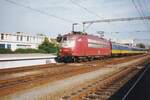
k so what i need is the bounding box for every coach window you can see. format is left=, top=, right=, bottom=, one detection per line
left=1, top=33, right=4, bottom=40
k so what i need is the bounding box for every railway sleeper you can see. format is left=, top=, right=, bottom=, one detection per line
left=62, top=68, right=137, bottom=100
left=84, top=94, right=110, bottom=100
left=94, top=91, right=113, bottom=96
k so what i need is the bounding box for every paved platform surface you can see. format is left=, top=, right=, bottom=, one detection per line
left=109, top=61, right=150, bottom=100
left=0, top=54, right=56, bottom=61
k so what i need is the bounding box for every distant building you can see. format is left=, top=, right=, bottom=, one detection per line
left=115, top=39, right=150, bottom=49
left=0, top=32, right=51, bottom=51
left=115, top=39, right=134, bottom=47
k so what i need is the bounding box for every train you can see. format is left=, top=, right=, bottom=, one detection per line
left=56, top=32, right=146, bottom=62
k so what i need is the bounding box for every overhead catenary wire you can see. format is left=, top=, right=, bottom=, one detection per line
left=70, top=0, right=107, bottom=31
left=83, top=16, right=150, bottom=24
left=131, top=0, right=150, bottom=31
left=108, top=30, right=150, bottom=34
left=142, top=0, right=149, bottom=13
left=4, top=0, right=74, bottom=23
left=70, top=0, right=104, bottom=19
left=132, top=0, right=143, bottom=17
left=70, top=0, right=126, bottom=32
left=136, top=0, right=146, bottom=17
left=136, top=0, right=150, bottom=27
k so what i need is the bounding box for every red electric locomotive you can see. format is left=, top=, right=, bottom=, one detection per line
left=57, top=32, right=112, bottom=62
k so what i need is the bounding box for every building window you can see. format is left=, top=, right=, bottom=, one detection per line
left=7, top=44, right=11, bottom=49
left=20, top=36, right=23, bottom=41
left=37, top=37, right=38, bottom=42
left=0, top=44, right=5, bottom=48
left=1, top=34, right=4, bottom=40
left=27, top=36, right=29, bottom=41
left=17, top=35, right=19, bottom=41
left=30, top=36, right=32, bottom=42
left=33, top=36, right=35, bottom=42
left=6, top=34, right=9, bottom=39
left=17, top=44, right=31, bottom=48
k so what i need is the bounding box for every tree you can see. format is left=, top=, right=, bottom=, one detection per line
left=136, top=43, right=145, bottom=48
left=37, top=33, right=45, bottom=36
left=38, top=37, right=58, bottom=53
left=147, top=46, right=150, bottom=52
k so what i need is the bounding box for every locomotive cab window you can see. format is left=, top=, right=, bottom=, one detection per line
left=63, top=37, right=67, bottom=41
left=61, top=37, right=75, bottom=48
left=56, top=36, right=62, bottom=42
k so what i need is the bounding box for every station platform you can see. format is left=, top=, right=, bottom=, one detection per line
left=0, top=54, right=56, bottom=69
left=0, top=54, right=56, bottom=61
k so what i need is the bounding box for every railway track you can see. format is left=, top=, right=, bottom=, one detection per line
left=0, top=54, right=145, bottom=74
left=0, top=73, right=48, bottom=89
left=61, top=66, right=141, bottom=100
left=0, top=55, right=148, bottom=98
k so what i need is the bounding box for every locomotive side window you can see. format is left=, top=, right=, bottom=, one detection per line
left=88, top=43, right=105, bottom=48
left=88, top=39, right=107, bottom=48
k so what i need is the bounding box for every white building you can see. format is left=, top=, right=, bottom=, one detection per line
left=115, top=39, right=150, bottom=49
left=115, top=39, right=134, bottom=46
left=0, top=32, right=51, bottom=51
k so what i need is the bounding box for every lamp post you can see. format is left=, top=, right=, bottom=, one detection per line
left=72, top=23, right=78, bottom=32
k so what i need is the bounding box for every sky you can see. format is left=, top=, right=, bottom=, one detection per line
left=0, top=0, right=150, bottom=41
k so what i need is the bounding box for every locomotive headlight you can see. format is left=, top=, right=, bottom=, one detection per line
left=59, top=49, right=62, bottom=52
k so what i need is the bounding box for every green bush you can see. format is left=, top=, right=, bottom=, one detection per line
left=38, top=49, right=47, bottom=53
left=38, top=45, right=59, bottom=53
left=38, top=37, right=59, bottom=53
left=0, top=48, right=57, bottom=54
left=0, top=48, right=13, bottom=54
left=15, top=48, right=42, bottom=53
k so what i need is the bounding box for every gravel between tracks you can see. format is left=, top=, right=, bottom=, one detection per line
left=1, top=55, right=149, bottom=100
